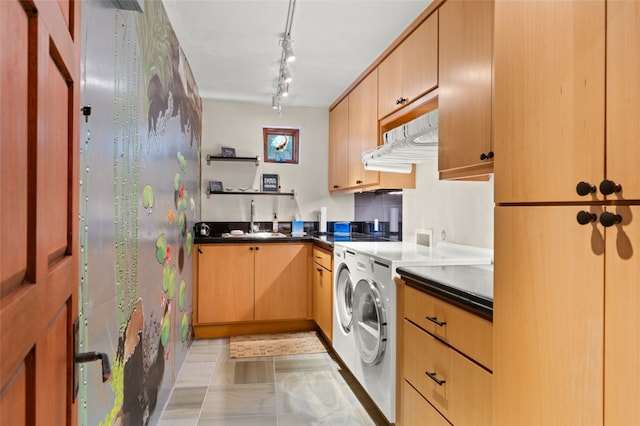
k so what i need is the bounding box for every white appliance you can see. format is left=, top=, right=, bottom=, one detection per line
left=332, top=245, right=358, bottom=373
left=332, top=241, right=493, bottom=423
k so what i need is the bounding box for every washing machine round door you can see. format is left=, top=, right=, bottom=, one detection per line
left=353, top=279, right=387, bottom=366
left=335, top=265, right=353, bottom=333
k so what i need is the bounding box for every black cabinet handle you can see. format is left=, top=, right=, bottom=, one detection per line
left=599, top=179, right=622, bottom=195
left=356, top=180, right=363, bottom=184
left=255, top=246, right=260, bottom=251
left=480, top=151, right=494, bottom=161
left=396, top=97, right=408, bottom=105
left=317, top=267, right=323, bottom=273
left=576, top=211, right=597, bottom=225
left=425, top=371, right=446, bottom=386
left=333, top=185, right=340, bottom=189
left=600, top=211, right=622, bottom=227
left=426, top=316, right=446, bottom=327
left=576, top=181, right=597, bottom=196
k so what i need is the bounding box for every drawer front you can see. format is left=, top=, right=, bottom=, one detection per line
left=402, top=380, right=451, bottom=426
left=404, top=320, right=493, bottom=426
left=312, top=246, right=332, bottom=270
left=405, top=285, right=493, bottom=370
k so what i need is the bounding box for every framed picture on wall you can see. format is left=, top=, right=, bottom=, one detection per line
left=261, top=174, right=279, bottom=192
left=221, top=147, right=236, bottom=157
left=263, top=127, right=299, bottom=164
left=209, top=180, right=224, bottom=193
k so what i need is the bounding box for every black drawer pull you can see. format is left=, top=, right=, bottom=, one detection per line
left=426, top=316, right=446, bottom=327
left=426, top=371, right=446, bottom=386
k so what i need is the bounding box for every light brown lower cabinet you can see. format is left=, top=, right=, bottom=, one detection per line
left=195, top=243, right=311, bottom=326
left=312, top=246, right=333, bottom=342
left=397, top=278, right=493, bottom=426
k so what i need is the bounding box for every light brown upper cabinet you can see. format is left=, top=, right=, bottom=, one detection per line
left=495, top=0, right=640, bottom=204
left=348, top=70, right=380, bottom=189
left=438, top=0, right=494, bottom=180
left=328, top=97, right=349, bottom=192
left=328, top=70, right=416, bottom=194
left=378, top=11, right=438, bottom=119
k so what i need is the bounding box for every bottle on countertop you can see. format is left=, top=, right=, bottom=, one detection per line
left=272, top=213, right=278, bottom=233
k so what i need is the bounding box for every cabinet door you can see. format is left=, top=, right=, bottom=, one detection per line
left=255, top=243, right=310, bottom=321
left=605, top=205, right=640, bottom=425
left=494, top=206, right=604, bottom=425
left=197, top=245, right=254, bottom=323
left=377, top=46, right=403, bottom=119
left=312, top=263, right=332, bottom=341
left=438, top=0, right=494, bottom=180
left=402, top=11, right=438, bottom=109
left=494, top=0, right=605, bottom=202
left=329, top=97, right=349, bottom=192
left=348, top=71, right=380, bottom=188
left=607, top=1, right=640, bottom=201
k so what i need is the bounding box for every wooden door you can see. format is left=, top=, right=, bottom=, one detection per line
left=348, top=71, right=379, bottom=188
left=438, top=0, right=494, bottom=180
left=606, top=1, right=640, bottom=201
left=604, top=205, right=640, bottom=425
left=377, top=46, right=403, bottom=119
left=402, top=11, right=438, bottom=108
left=1, top=1, right=81, bottom=425
left=493, top=0, right=605, bottom=203
left=255, top=243, right=309, bottom=321
left=196, top=245, right=254, bottom=323
left=328, top=97, right=349, bottom=192
left=312, top=262, right=332, bottom=340
left=494, top=206, right=604, bottom=425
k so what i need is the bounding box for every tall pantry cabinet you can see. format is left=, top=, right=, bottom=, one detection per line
left=493, top=1, right=640, bottom=425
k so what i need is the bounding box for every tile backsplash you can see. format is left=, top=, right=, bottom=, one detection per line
left=355, top=190, right=402, bottom=236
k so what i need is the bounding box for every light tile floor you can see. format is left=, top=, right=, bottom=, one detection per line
left=157, top=338, right=387, bottom=426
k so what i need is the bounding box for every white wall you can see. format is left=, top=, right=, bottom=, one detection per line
left=403, top=159, right=494, bottom=249
left=201, top=100, right=354, bottom=223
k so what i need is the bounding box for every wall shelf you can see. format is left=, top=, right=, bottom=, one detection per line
left=206, top=190, right=295, bottom=199
left=206, top=155, right=260, bottom=166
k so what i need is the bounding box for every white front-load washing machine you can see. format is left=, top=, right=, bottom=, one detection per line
left=334, top=241, right=494, bottom=424
left=332, top=245, right=358, bottom=373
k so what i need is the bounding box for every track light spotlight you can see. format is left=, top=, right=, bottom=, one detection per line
left=272, top=95, right=280, bottom=109
left=283, top=38, right=296, bottom=62
left=281, top=64, right=292, bottom=83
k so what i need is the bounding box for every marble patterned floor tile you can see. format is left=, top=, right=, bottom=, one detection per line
left=160, top=386, right=207, bottom=420
left=210, top=360, right=274, bottom=386
left=276, top=410, right=377, bottom=426
left=199, top=383, right=276, bottom=418
left=156, top=418, right=199, bottom=426
left=187, top=342, right=225, bottom=363
left=196, top=415, right=278, bottom=426
left=174, top=361, right=215, bottom=388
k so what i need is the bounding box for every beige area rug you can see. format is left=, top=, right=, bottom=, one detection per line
left=229, top=331, right=327, bottom=359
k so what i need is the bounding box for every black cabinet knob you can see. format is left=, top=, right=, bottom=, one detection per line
left=576, top=181, right=597, bottom=196
left=395, top=97, right=408, bottom=105
left=480, top=151, right=494, bottom=161
left=600, top=211, right=622, bottom=227
left=576, top=211, right=597, bottom=225
left=599, top=179, right=622, bottom=195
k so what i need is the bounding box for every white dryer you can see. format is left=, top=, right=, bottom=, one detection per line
left=332, top=245, right=358, bottom=373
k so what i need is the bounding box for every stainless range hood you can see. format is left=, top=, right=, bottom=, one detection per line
left=361, top=109, right=438, bottom=173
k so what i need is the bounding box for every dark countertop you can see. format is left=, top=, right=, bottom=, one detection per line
left=397, top=264, right=494, bottom=320
left=194, top=232, right=399, bottom=251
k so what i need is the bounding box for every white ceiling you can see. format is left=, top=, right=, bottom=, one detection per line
left=162, top=0, right=433, bottom=109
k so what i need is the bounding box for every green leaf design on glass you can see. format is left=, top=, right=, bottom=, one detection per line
left=155, top=234, right=167, bottom=264
left=173, top=172, right=180, bottom=191
left=167, top=267, right=176, bottom=300
left=177, top=152, right=187, bottom=173
left=142, top=184, right=154, bottom=212
left=178, top=279, right=186, bottom=311
left=178, top=211, right=186, bottom=236
left=161, top=311, right=170, bottom=346
left=162, top=263, right=171, bottom=292
left=186, top=232, right=193, bottom=256
left=181, top=312, right=189, bottom=342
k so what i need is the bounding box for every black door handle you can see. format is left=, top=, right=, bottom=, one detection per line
left=600, top=211, right=622, bottom=227
left=76, top=351, right=111, bottom=383
left=576, top=211, right=597, bottom=225
left=599, top=179, right=622, bottom=195
left=576, top=181, right=596, bottom=196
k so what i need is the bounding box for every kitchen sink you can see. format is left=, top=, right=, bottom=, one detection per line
left=221, top=232, right=288, bottom=239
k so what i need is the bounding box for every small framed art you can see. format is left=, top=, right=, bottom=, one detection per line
left=221, top=147, right=236, bottom=157
left=209, top=181, right=224, bottom=193
left=261, top=174, right=279, bottom=192
left=263, top=127, right=299, bottom=164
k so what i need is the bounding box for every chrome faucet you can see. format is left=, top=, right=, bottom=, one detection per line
left=250, top=199, right=255, bottom=233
